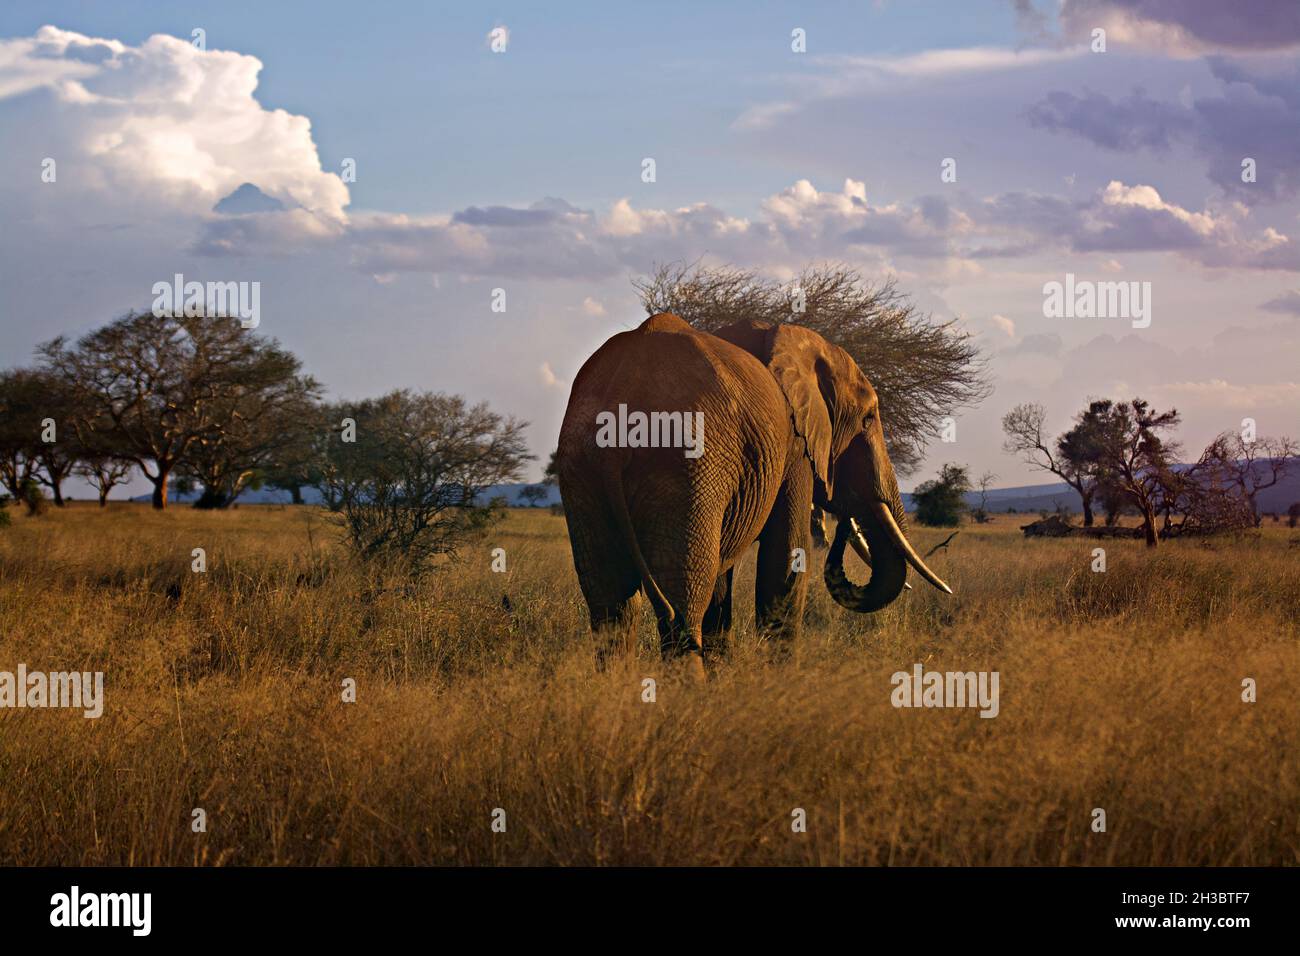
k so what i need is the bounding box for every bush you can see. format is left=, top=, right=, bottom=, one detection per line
left=19, top=478, right=47, bottom=516
left=318, top=390, right=530, bottom=570
left=912, top=463, right=971, bottom=527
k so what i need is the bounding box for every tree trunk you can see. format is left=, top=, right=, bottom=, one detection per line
left=151, top=466, right=170, bottom=510
left=194, top=485, right=230, bottom=510
left=290, top=486, right=303, bottom=505
left=1141, top=504, right=1159, bottom=548
left=50, top=482, right=65, bottom=507
left=98, top=488, right=108, bottom=507
left=1080, top=494, right=1094, bottom=527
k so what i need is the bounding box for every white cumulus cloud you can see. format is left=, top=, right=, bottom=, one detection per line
left=0, top=25, right=349, bottom=224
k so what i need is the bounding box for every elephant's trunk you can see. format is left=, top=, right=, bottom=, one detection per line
left=845, top=517, right=912, bottom=591
left=824, top=494, right=951, bottom=613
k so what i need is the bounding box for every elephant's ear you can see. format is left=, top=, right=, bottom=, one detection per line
left=766, top=324, right=835, bottom=496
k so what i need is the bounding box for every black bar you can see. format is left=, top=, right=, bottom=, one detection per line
left=0, top=866, right=1288, bottom=942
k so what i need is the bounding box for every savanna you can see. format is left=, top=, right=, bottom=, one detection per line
left=1, top=502, right=1295, bottom=866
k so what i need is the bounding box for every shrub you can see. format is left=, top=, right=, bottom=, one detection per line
left=318, top=390, right=530, bottom=570
left=20, top=478, right=47, bottom=516
left=912, top=463, right=971, bottom=527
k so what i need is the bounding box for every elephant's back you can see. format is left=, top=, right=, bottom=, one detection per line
left=557, top=315, right=795, bottom=582
left=559, top=314, right=783, bottom=457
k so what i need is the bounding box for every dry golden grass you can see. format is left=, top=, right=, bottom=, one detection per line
left=0, top=502, right=1297, bottom=865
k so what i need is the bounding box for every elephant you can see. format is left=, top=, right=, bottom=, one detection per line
left=556, top=312, right=951, bottom=677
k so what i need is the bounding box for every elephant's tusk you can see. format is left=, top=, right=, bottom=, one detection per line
left=866, top=502, right=953, bottom=595
left=848, top=518, right=911, bottom=590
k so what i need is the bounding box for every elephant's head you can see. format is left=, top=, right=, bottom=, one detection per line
left=763, top=323, right=952, bottom=611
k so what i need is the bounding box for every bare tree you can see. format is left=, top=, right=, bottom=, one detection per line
left=972, top=470, right=998, bottom=523
left=1198, top=432, right=1298, bottom=526
left=1156, top=445, right=1255, bottom=537
left=634, top=262, right=990, bottom=476
left=1002, top=402, right=1101, bottom=526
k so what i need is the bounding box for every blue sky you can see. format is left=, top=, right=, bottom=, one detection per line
left=0, top=1, right=1024, bottom=216
left=2, top=1, right=1298, bottom=495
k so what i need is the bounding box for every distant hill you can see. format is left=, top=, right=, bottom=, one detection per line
left=131, top=468, right=1300, bottom=515
left=902, top=466, right=1300, bottom=516
left=131, top=482, right=563, bottom=508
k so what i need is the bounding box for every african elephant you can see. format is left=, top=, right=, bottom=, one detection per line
left=556, top=312, right=951, bottom=677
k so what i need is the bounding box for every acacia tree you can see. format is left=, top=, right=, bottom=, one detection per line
left=74, top=454, right=134, bottom=507
left=1002, top=403, right=1101, bottom=526
left=176, top=366, right=321, bottom=509
left=635, top=262, right=990, bottom=476
left=0, top=369, right=40, bottom=502
left=1073, top=399, right=1181, bottom=548
left=31, top=371, right=79, bottom=506
left=0, top=368, right=80, bottom=506
left=40, top=311, right=314, bottom=510
left=263, top=401, right=330, bottom=504
left=519, top=484, right=549, bottom=507
left=63, top=399, right=136, bottom=507
left=1096, top=476, right=1128, bottom=526
left=318, top=390, right=531, bottom=569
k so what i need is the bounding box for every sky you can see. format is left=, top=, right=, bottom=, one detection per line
left=1, top=0, right=1298, bottom=495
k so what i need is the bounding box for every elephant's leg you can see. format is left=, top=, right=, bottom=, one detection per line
left=564, top=492, right=644, bottom=666
left=701, top=567, right=734, bottom=660
left=755, top=465, right=814, bottom=647
left=591, top=594, right=641, bottom=668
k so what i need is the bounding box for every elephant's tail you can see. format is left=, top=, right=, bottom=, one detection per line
left=608, top=467, right=675, bottom=623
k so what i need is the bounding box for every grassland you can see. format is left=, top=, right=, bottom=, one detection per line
left=0, top=502, right=1296, bottom=865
